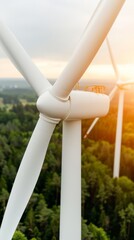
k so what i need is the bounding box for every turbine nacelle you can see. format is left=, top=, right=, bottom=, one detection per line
left=37, top=89, right=110, bottom=122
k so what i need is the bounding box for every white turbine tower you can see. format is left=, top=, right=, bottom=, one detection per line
left=84, top=36, right=134, bottom=178
left=0, top=0, right=125, bottom=239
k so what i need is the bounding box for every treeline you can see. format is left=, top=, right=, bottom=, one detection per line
left=82, top=140, right=134, bottom=240
left=0, top=91, right=134, bottom=239
left=0, top=88, right=37, bottom=104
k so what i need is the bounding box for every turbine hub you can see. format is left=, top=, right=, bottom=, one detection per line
left=36, top=90, right=70, bottom=123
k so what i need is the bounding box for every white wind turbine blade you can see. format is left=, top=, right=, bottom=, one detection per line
left=0, top=21, right=51, bottom=96
left=106, top=38, right=120, bottom=79
left=84, top=117, right=99, bottom=138
left=117, top=79, right=134, bottom=87
left=0, top=117, right=56, bottom=240
left=109, top=85, right=118, bottom=100
left=51, top=0, right=125, bottom=100
left=113, top=89, right=124, bottom=178
left=60, top=120, right=81, bottom=240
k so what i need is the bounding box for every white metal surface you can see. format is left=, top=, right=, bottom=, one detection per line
left=84, top=117, right=99, bottom=138
left=83, top=85, right=118, bottom=138
left=117, top=79, right=134, bottom=88
left=0, top=21, right=51, bottom=96
left=0, top=117, right=55, bottom=240
left=37, top=90, right=110, bottom=122
left=51, top=0, right=125, bottom=100
left=60, top=120, right=81, bottom=240
left=113, top=90, right=124, bottom=178
left=109, top=86, right=118, bottom=100
left=68, top=91, right=109, bottom=120
left=106, top=38, right=119, bottom=79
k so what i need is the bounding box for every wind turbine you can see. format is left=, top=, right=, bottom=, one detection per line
left=84, top=36, right=134, bottom=178
left=0, top=0, right=125, bottom=239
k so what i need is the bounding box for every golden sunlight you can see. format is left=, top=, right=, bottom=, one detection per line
left=1, top=57, right=134, bottom=82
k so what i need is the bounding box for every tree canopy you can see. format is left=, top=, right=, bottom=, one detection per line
left=0, top=89, right=134, bottom=239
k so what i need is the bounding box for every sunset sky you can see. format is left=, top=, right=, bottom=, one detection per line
left=0, top=0, right=134, bottom=82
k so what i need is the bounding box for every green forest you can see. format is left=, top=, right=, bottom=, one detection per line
left=0, top=87, right=134, bottom=239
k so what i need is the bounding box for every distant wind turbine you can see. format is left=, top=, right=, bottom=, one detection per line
left=84, top=36, right=134, bottom=178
